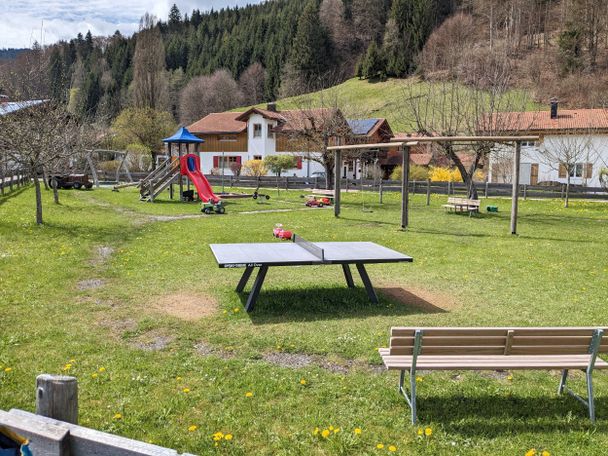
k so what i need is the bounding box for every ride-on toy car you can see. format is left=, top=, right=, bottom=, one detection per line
left=273, top=224, right=293, bottom=240
left=201, top=201, right=225, bottom=214
left=48, top=174, right=93, bottom=190
left=305, top=198, right=325, bottom=208
left=253, top=191, right=271, bottom=200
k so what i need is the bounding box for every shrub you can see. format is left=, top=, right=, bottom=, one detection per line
left=390, top=165, right=429, bottom=181
left=429, top=167, right=462, bottom=182
left=243, top=159, right=267, bottom=177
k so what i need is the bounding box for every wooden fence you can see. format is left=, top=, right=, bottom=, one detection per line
left=0, top=171, right=29, bottom=195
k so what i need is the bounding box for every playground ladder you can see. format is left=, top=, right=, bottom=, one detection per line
left=139, top=159, right=180, bottom=202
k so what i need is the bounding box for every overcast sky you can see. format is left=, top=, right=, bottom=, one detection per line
left=1, top=1, right=265, bottom=49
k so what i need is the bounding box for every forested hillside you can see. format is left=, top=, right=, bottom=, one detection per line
left=3, top=0, right=608, bottom=129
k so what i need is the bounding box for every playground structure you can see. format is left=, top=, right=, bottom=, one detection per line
left=328, top=135, right=539, bottom=235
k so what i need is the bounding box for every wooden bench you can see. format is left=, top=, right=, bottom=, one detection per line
left=442, top=197, right=480, bottom=215
left=379, top=327, right=608, bottom=423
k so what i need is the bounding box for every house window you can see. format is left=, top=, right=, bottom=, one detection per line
left=253, top=155, right=262, bottom=161
left=213, top=156, right=241, bottom=168
left=253, top=124, right=262, bottom=138
left=570, top=163, right=584, bottom=178
left=219, top=135, right=237, bottom=142
left=520, top=141, right=537, bottom=147
left=267, top=123, right=274, bottom=139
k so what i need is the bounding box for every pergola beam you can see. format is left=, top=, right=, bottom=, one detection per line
left=412, top=135, right=539, bottom=143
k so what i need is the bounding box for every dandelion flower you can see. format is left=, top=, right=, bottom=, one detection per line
left=507, top=375, right=513, bottom=381
left=354, top=428, right=362, bottom=435
left=300, top=379, right=307, bottom=385
left=388, top=445, right=397, bottom=452
left=188, top=425, right=198, bottom=432
left=182, top=388, right=190, bottom=393
left=525, top=449, right=537, bottom=456
left=62, top=364, right=72, bottom=371
left=541, top=451, right=550, bottom=456
left=91, top=373, right=98, bottom=379
left=424, top=427, right=432, bottom=437
left=69, top=359, right=76, bottom=363
left=321, top=429, right=330, bottom=438
left=312, top=427, right=319, bottom=436
left=113, top=413, right=122, bottom=420
left=176, top=376, right=182, bottom=381
left=376, top=443, right=384, bottom=449
left=329, top=426, right=334, bottom=431
left=224, top=434, right=233, bottom=441
left=333, top=427, right=340, bottom=434
left=417, top=428, right=423, bottom=436
left=4, top=367, right=12, bottom=373
left=98, top=367, right=106, bottom=373
left=245, top=392, right=253, bottom=398
left=415, top=376, right=423, bottom=382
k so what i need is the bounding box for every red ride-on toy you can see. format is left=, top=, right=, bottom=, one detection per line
left=273, top=224, right=293, bottom=240
left=305, top=197, right=324, bottom=208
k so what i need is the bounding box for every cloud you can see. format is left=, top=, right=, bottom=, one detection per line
left=0, top=0, right=264, bottom=48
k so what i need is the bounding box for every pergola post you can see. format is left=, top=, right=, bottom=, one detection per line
left=401, top=144, right=410, bottom=230
left=510, top=141, right=521, bottom=235
left=168, top=143, right=174, bottom=200
left=334, top=149, right=341, bottom=217
left=178, top=143, right=184, bottom=201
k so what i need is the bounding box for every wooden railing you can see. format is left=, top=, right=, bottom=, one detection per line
left=0, top=171, right=29, bottom=195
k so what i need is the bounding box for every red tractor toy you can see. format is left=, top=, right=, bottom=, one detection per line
left=305, top=197, right=326, bottom=208
left=273, top=224, right=293, bottom=240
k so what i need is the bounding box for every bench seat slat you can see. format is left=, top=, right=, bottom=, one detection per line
left=379, top=353, right=608, bottom=371
left=391, top=327, right=608, bottom=337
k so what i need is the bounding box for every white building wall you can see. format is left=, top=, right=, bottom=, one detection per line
left=489, top=134, right=608, bottom=187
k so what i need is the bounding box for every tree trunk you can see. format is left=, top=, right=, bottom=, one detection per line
left=41, top=167, right=50, bottom=191
left=565, top=175, right=570, bottom=208
left=445, top=145, right=479, bottom=199
left=52, top=178, right=60, bottom=204
left=34, top=174, right=43, bottom=225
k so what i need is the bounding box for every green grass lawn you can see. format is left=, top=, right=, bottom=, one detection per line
left=1, top=185, right=607, bottom=455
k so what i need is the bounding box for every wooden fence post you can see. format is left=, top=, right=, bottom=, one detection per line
left=426, top=179, right=431, bottom=206
left=379, top=180, right=383, bottom=204
left=36, top=374, right=78, bottom=424
left=485, top=181, right=489, bottom=198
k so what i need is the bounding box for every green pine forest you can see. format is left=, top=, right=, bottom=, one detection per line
left=41, top=0, right=455, bottom=122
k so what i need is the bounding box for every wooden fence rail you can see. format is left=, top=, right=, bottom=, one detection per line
left=0, top=171, right=29, bottom=196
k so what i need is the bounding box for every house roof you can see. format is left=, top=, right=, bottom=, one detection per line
left=347, top=118, right=381, bottom=135
left=275, top=108, right=345, bottom=133
left=188, top=112, right=247, bottom=134
left=491, top=109, right=608, bottom=133
left=235, top=107, right=284, bottom=122
left=0, top=99, right=46, bottom=116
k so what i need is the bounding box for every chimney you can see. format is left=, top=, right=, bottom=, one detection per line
left=267, top=102, right=277, bottom=112
left=550, top=98, right=558, bottom=119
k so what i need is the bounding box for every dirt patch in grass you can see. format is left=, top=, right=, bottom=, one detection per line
left=194, top=341, right=235, bottom=359
left=152, top=292, right=218, bottom=320
left=77, top=278, right=106, bottom=290
left=262, top=351, right=368, bottom=374
left=129, top=331, right=175, bottom=351
left=97, top=318, right=138, bottom=339
left=378, top=285, right=456, bottom=313
left=263, top=352, right=315, bottom=369
left=90, top=245, right=114, bottom=265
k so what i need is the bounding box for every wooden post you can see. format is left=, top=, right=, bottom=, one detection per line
left=485, top=181, right=489, bottom=198
left=334, top=150, right=341, bottom=217
left=36, top=374, right=78, bottom=424
left=401, top=145, right=410, bottom=229
left=426, top=178, right=431, bottom=206
left=86, top=152, right=99, bottom=189
left=510, top=141, right=521, bottom=235
left=379, top=179, right=383, bottom=204
left=523, top=184, right=527, bottom=200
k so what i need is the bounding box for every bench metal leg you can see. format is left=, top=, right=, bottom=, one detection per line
left=587, top=370, right=596, bottom=423
left=355, top=263, right=378, bottom=304
left=342, top=264, right=355, bottom=288
left=245, top=266, right=268, bottom=312
left=558, top=369, right=568, bottom=395
left=398, top=370, right=418, bottom=424
left=236, top=266, right=254, bottom=292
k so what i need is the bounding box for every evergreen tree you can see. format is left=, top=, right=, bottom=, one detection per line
left=284, top=0, right=332, bottom=93
left=361, top=41, right=385, bottom=79
left=48, top=47, right=66, bottom=101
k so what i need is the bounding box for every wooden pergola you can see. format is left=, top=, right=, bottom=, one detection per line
left=327, top=135, right=540, bottom=234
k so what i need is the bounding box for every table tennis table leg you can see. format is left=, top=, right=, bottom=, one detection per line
left=342, top=264, right=355, bottom=288
left=236, top=266, right=254, bottom=292
left=245, top=266, right=268, bottom=312
left=355, top=263, right=379, bottom=304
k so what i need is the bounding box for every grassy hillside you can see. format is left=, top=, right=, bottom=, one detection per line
left=240, top=77, right=539, bottom=133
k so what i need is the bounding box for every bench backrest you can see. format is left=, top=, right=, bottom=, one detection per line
left=389, top=327, right=608, bottom=356
left=447, top=197, right=480, bottom=206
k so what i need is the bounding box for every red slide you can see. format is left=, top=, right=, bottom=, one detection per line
left=180, top=154, right=220, bottom=204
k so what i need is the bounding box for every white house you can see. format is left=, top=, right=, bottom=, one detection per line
left=489, top=101, right=608, bottom=187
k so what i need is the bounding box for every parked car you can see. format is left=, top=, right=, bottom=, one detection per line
left=48, top=174, right=93, bottom=190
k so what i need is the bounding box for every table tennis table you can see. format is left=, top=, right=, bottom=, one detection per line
left=210, top=235, right=413, bottom=312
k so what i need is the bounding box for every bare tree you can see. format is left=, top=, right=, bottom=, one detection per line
left=319, top=0, right=354, bottom=76
left=131, top=13, right=169, bottom=110
left=0, top=102, right=86, bottom=224
left=540, top=130, right=598, bottom=207
left=239, top=63, right=267, bottom=106
left=179, top=69, right=244, bottom=125
left=352, top=0, right=385, bottom=51
left=400, top=54, right=532, bottom=199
